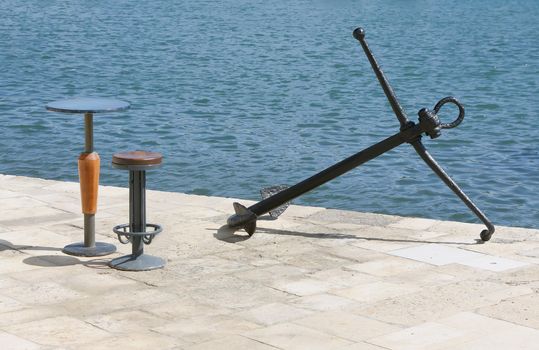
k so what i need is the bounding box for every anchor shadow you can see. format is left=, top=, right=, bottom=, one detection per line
left=214, top=225, right=482, bottom=246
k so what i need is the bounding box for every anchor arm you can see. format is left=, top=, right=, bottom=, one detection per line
left=413, top=96, right=494, bottom=241
left=410, top=139, right=495, bottom=241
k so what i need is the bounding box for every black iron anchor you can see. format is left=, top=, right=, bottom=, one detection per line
left=227, top=27, right=495, bottom=242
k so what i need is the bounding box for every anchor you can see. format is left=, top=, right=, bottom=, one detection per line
left=227, top=27, right=495, bottom=242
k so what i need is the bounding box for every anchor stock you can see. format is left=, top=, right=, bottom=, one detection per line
left=227, top=27, right=495, bottom=242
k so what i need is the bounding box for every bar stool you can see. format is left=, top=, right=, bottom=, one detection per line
left=110, top=151, right=165, bottom=271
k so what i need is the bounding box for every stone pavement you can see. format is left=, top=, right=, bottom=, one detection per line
left=0, top=173, right=538, bottom=349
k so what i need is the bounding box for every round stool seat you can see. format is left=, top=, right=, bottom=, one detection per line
left=112, top=151, right=162, bottom=170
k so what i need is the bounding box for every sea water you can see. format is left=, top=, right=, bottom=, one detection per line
left=1, top=0, right=538, bottom=228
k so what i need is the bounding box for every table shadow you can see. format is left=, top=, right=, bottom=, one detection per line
left=0, top=239, right=62, bottom=253
left=0, top=239, right=111, bottom=269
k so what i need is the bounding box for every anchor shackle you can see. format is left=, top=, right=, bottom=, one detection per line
left=418, top=108, right=442, bottom=139
left=418, top=97, right=465, bottom=139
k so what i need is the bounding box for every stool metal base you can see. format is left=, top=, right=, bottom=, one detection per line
left=63, top=242, right=117, bottom=257
left=109, top=254, right=165, bottom=271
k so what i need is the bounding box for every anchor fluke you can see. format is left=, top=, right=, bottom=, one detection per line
left=260, top=185, right=291, bottom=218
left=228, top=202, right=257, bottom=236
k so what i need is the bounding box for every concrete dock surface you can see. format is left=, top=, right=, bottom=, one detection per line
left=0, top=174, right=538, bottom=349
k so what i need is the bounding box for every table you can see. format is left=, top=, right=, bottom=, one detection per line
left=46, top=97, right=130, bottom=256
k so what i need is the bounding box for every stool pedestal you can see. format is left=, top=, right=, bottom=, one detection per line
left=110, top=151, right=165, bottom=271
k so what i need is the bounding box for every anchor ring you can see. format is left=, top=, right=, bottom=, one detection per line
left=434, top=96, right=465, bottom=129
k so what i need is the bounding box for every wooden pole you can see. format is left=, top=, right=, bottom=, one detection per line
left=78, top=152, right=100, bottom=215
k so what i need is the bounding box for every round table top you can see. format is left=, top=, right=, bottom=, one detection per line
left=46, top=97, right=130, bottom=114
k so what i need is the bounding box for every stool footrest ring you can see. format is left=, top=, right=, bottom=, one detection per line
left=113, top=223, right=163, bottom=244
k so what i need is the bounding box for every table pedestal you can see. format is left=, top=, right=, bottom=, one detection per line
left=46, top=98, right=130, bottom=257
left=64, top=112, right=116, bottom=256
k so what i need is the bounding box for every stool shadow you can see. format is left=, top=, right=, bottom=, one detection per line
left=214, top=225, right=482, bottom=246
left=22, top=255, right=110, bottom=269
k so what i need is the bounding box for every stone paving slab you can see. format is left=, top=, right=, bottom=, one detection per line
left=0, top=174, right=538, bottom=349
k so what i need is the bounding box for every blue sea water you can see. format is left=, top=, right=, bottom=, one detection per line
left=1, top=0, right=538, bottom=229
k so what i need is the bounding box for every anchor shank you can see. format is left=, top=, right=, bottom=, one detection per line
left=249, top=130, right=407, bottom=216
left=411, top=140, right=495, bottom=238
